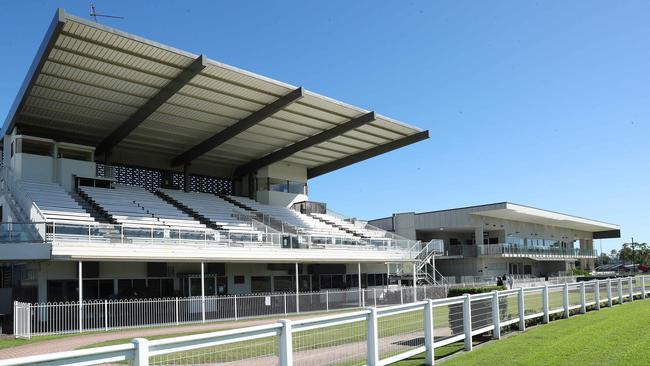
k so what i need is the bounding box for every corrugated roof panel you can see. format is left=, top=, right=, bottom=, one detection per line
left=180, top=84, right=265, bottom=113
left=314, top=138, right=373, bottom=152
left=165, top=93, right=251, bottom=121
left=203, top=63, right=291, bottom=97
left=191, top=72, right=280, bottom=105
left=21, top=104, right=116, bottom=128
left=36, top=73, right=146, bottom=107
left=42, top=59, right=159, bottom=98
left=30, top=85, right=138, bottom=117
left=283, top=102, right=352, bottom=125
left=25, top=96, right=125, bottom=123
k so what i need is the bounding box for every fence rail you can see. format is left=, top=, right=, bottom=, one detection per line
left=4, top=276, right=648, bottom=366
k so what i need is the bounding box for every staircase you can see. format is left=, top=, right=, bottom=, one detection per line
left=155, top=191, right=222, bottom=231
left=71, top=189, right=113, bottom=224
left=415, top=239, right=448, bottom=286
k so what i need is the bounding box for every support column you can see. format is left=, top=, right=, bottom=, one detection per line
left=358, top=262, right=362, bottom=307
left=200, top=262, right=205, bottom=323
left=78, top=261, right=83, bottom=333
left=474, top=227, right=484, bottom=246
left=412, top=262, right=417, bottom=301
left=295, top=263, right=300, bottom=313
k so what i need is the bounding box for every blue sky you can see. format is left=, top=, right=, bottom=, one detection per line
left=1, top=1, right=648, bottom=253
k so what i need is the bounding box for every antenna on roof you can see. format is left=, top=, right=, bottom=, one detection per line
left=90, top=3, right=125, bottom=23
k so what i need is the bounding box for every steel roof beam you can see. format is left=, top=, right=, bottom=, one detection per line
left=171, top=87, right=304, bottom=167
left=95, top=54, right=208, bottom=156
left=307, top=130, right=430, bottom=179
left=234, top=111, right=375, bottom=177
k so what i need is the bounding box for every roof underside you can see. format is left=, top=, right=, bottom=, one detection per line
left=4, top=9, right=427, bottom=178
left=470, top=203, right=620, bottom=234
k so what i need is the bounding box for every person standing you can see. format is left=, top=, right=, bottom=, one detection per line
left=507, top=275, right=514, bottom=289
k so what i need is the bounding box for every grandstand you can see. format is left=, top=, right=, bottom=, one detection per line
left=0, top=8, right=432, bottom=332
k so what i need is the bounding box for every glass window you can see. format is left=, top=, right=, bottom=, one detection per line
left=273, top=276, right=294, bottom=292
left=251, top=276, right=272, bottom=293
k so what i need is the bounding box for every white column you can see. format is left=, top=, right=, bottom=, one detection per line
left=518, top=287, right=525, bottom=331
left=358, top=262, right=362, bottom=307
left=278, top=319, right=293, bottom=366
left=492, top=291, right=501, bottom=339
left=594, top=280, right=600, bottom=310
left=367, top=307, right=379, bottom=366
left=200, top=262, right=205, bottom=323
left=423, top=299, right=435, bottom=365
left=563, top=282, right=569, bottom=318
left=78, top=261, right=83, bottom=333
left=542, top=284, right=549, bottom=323
left=607, top=279, right=613, bottom=307
left=642, top=276, right=646, bottom=299
left=295, top=263, right=300, bottom=313
left=628, top=277, right=634, bottom=301
left=132, top=338, right=149, bottom=366
left=579, top=282, right=586, bottom=314
left=412, top=262, right=417, bottom=301
left=463, top=294, right=472, bottom=351
left=618, top=278, right=623, bottom=304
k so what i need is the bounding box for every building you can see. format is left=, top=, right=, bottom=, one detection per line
left=0, top=8, right=431, bottom=329
left=369, top=203, right=620, bottom=283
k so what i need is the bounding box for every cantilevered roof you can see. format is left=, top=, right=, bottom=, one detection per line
left=467, top=202, right=620, bottom=234
left=2, top=9, right=428, bottom=178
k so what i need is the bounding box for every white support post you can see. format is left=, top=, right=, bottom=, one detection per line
left=278, top=320, right=293, bottom=366
left=132, top=338, right=149, bottom=366
left=412, top=262, right=417, bottom=301
left=78, top=261, right=83, bottom=333
left=295, top=263, right=300, bottom=313
left=518, top=287, right=525, bottom=331
left=542, top=284, right=549, bottom=324
left=234, top=295, right=238, bottom=320
left=326, top=291, right=329, bottom=312
left=491, top=290, right=501, bottom=339
left=104, top=299, right=108, bottom=331
left=367, top=307, right=379, bottom=366
left=594, top=280, right=601, bottom=310
left=579, top=282, right=586, bottom=314
left=175, top=297, right=179, bottom=325
left=563, top=282, right=570, bottom=319
left=424, top=299, right=435, bottom=366
left=607, top=279, right=613, bottom=307
left=283, top=292, right=287, bottom=315
left=618, top=278, right=623, bottom=304
left=373, top=288, right=377, bottom=307
left=629, top=276, right=634, bottom=301
left=200, top=262, right=206, bottom=323
left=400, top=286, right=404, bottom=304
left=642, top=276, right=646, bottom=299
left=358, top=262, right=362, bottom=307
left=463, top=294, right=472, bottom=351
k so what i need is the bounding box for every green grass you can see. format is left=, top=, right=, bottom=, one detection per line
left=397, top=299, right=650, bottom=366
left=0, top=334, right=71, bottom=350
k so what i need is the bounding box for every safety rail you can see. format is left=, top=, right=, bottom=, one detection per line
left=6, top=276, right=648, bottom=366
left=440, top=243, right=598, bottom=258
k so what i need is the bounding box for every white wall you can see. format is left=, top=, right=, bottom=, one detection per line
left=256, top=162, right=309, bottom=207
left=56, top=158, right=96, bottom=192
left=18, top=154, right=54, bottom=183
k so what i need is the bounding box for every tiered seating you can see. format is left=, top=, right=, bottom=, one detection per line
left=80, top=185, right=206, bottom=230
left=158, top=189, right=260, bottom=234
left=311, top=213, right=386, bottom=239
left=21, top=181, right=95, bottom=224
left=228, top=196, right=353, bottom=238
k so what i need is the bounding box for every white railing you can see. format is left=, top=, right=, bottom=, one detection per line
left=5, top=276, right=648, bottom=366
left=14, top=284, right=448, bottom=338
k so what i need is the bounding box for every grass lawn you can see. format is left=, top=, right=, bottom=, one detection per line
left=395, top=299, right=650, bottom=366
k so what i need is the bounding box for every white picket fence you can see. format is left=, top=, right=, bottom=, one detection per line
left=3, top=276, right=647, bottom=366
left=13, top=284, right=450, bottom=338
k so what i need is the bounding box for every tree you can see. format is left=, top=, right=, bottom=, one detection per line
left=619, top=241, right=650, bottom=270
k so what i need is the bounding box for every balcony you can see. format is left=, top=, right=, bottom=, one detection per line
left=439, top=243, right=597, bottom=259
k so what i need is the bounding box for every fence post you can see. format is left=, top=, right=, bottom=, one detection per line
left=284, top=293, right=287, bottom=315
left=424, top=299, right=435, bottom=366
left=326, top=291, right=329, bottom=312
left=518, top=287, right=525, bottom=331
left=563, top=282, right=569, bottom=319
left=175, top=297, right=179, bottom=325
left=491, top=291, right=501, bottom=339
left=104, top=300, right=108, bottom=331
left=607, top=279, right=613, bottom=307
left=373, top=288, right=377, bottom=307
left=642, top=276, right=646, bottom=299
left=594, top=280, right=600, bottom=310
left=132, top=338, right=149, bottom=366
left=278, top=320, right=293, bottom=366
left=400, top=286, right=404, bottom=304
left=629, top=277, right=634, bottom=301
left=579, top=282, right=586, bottom=314
left=231, top=295, right=237, bottom=320
left=618, top=278, right=623, bottom=304
left=463, top=294, right=472, bottom=351
left=367, top=307, right=379, bottom=366
left=542, top=284, right=549, bottom=324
